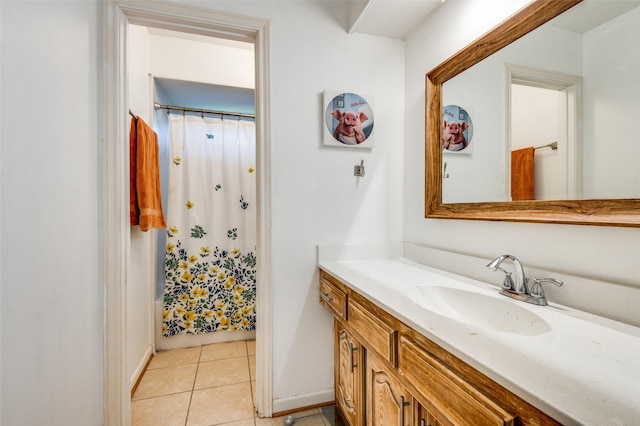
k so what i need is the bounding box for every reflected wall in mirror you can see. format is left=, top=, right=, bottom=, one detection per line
left=426, top=0, right=640, bottom=226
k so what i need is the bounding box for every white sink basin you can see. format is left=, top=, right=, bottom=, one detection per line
left=406, top=285, right=551, bottom=336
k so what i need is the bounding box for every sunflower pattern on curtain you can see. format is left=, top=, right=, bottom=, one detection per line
left=162, top=113, right=256, bottom=337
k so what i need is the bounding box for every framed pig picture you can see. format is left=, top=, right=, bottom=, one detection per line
left=442, top=104, right=474, bottom=154
left=323, top=91, right=375, bottom=149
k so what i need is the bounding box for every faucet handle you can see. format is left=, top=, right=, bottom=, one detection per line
left=486, top=257, right=514, bottom=290
left=530, top=277, right=564, bottom=299
left=502, top=273, right=515, bottom=291
left=490, top=266, right=515, bottom=290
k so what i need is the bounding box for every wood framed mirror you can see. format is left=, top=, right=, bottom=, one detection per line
left=425, top=0, right=640, bottom=227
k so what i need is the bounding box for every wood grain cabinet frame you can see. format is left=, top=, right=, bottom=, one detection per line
left=319, top=269, right=561, bottom=426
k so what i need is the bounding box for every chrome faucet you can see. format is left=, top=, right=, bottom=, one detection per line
left=486, top=254, right=528, bottom=294
left=487, top=254, right=563, bottom=306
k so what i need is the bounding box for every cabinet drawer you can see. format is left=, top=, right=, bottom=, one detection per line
left=319, top=276, right=347, bottom=320
left=400, top=336, right=515, bottom=426
left=349, top=299, right=397, bottom=366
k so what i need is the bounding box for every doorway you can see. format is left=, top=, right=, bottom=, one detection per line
left=103, top=2, right=272, bottom=424
left=511, top=84, right=566, bottom=200
left=506, top=64, right=582, bottom=200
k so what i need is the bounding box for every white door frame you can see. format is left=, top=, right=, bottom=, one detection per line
left=103, top=1, right=272, bottom=424
left=504, top=63, right=582, bottom=200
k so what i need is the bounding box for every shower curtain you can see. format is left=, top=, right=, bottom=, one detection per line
left=162, top=113, right=256, bottom=337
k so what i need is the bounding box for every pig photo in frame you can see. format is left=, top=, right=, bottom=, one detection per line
left=442, top=104, right=473, bottom=154
left=323, top=91, right=375, bottom=149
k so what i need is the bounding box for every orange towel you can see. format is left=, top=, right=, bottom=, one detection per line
left=130, top=116, right=166, bottom=231
left=511, top=147, right=535, bottom=201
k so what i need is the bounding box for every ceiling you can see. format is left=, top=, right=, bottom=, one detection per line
left=348, top=0, right=442, bottom=39
left=550, top=0, right=640, bottom=34
left=147, top=27, right=255, bottom=115
left=351, top=0, right=640, bottom=39
left=155, top=78, right=255, bottom=115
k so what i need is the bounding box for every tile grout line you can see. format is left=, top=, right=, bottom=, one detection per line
left=244, top=340, right=257, bottom=424
left=133, top=341, right=263, bottom=426
left=184, top=345, right=203, bottom=426
left=248, top=340, right=259, bottom=425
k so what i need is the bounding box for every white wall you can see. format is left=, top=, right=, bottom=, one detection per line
left=274, top=6, right=404, bottom=409
left=181, top=1, right=405, bottom=410
left=582, top=6, right=640, bottom=199
left=0, top=1, right=103, bottom=425
left=405, top=1, right=640, bottom=327
left=1, top=0, right=404, bottom=422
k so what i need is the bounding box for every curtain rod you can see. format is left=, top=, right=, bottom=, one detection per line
left=534, top=141, right=558, bottom=151
left=153, top=102, right=255, bottom=119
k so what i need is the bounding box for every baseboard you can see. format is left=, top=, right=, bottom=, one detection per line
left=272, top=400, right=335, bottom=418
left=130, top=345, right=154, bottom=396
left=272, top=389, right=335, bottom=415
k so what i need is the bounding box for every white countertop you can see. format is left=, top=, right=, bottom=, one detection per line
left=319, top=258, right=640, bottom=426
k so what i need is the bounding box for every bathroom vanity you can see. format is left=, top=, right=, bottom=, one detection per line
left=318, top=257, right=640, bottom=425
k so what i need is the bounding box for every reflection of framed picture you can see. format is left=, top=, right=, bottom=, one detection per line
left=442, top=105, right=473, bottom=154
left=323, top=90, right=375, bottom=149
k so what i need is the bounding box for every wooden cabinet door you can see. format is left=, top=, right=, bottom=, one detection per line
left=366, top=351, right=412, bottom=426
left=336, top=320, right=362, bottom=426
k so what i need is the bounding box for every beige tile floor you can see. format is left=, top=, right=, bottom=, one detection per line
left=132, top=340, right=342, bottom=426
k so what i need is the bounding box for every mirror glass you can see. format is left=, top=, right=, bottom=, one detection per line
left=440, top=0, right=640, bottom=204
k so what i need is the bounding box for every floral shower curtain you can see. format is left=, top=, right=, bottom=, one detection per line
left=162, top=113, right=257, bottom=337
